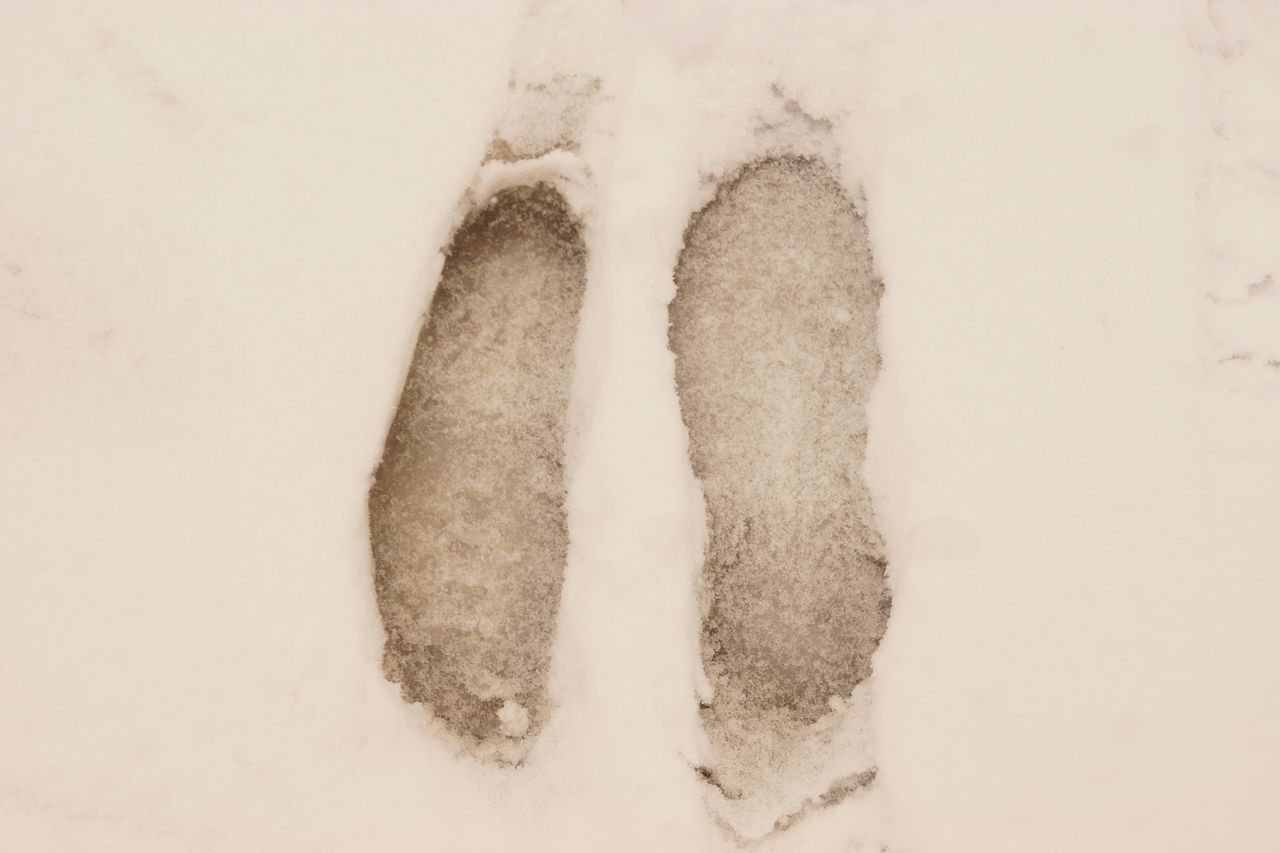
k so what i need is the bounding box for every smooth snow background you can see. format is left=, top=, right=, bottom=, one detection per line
left=2, top=1, right=1278, bottom=852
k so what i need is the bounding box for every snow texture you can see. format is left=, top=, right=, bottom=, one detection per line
left=2, top=0, right=1279, bottom=852
left=1188, top=0, right=1280, bottom=392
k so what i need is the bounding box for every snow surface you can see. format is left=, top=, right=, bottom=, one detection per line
left=2, top=0, right=1279, bottom=851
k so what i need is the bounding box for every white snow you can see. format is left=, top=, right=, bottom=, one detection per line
left=2, top=1, right=1279, bottom=852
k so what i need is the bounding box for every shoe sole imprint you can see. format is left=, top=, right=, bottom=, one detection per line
left=369, top=183, right=586, bottom=758
left=670, top=155, right=890, bottom=821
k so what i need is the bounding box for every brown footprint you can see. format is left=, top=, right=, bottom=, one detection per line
left=370, top=183, right=586, bottom=759
left=670, top=155, right=890, bottom=823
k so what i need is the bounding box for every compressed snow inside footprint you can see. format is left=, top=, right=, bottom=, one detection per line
left=498, top=700, right=531, bottom=738
left=671, top=157, right=889, bottom=804
left=369, top=184, right=585, bottom=755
